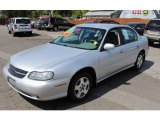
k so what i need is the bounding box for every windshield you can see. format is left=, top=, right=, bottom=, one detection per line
left=146, top=20, right=160, bottom=31
left=16, top=19, right=31, bottom=24
left=52, top=27, right=106, bottom=50
left=127, top=24, right=137, bottom=28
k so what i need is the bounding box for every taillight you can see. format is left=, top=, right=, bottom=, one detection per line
left=14, top=24, right=17, bottom=29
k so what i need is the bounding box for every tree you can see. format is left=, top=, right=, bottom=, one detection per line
left=0, top=10, right=32, bottom=18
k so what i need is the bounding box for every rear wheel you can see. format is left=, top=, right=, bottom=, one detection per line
left=148, top=40, right=154, bottom=46
left=46, top=28, right=51, bottom=31
left=53, top=26, right=58, bottom=31
left=68, top=72, right=93, bottom=102
left=133, top=52, right=145, bottom=70
left=28, top=32, right=32, bottom=36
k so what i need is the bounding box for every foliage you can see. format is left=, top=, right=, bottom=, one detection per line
left=0, top=10, right=88, bottom=19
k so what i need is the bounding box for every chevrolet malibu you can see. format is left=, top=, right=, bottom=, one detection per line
left=3, top=24, right=149, bottom=102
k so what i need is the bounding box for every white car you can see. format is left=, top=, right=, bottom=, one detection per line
left=3, top=24, right=149, bottom=102
left=7, top=17, right=32, bottom=36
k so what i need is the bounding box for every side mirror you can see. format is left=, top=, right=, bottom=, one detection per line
left=103, top=43, right=115, bottom=50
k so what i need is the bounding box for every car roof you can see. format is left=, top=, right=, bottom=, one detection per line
left=76, top=23, right=128, bottom=30
left=126, top=22, right=145, bottom=25
left=11, top=17, right=30, bottom=19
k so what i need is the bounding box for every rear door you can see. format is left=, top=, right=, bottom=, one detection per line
left=119, top=27, right=140, bottom=67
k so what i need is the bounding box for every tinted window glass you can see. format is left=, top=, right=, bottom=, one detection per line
left=136, top=24, right=145, bottom=29
left=121, top=28, right=138, bottom=44
left=50, top=18, right=55, bottom=22
left=146, top=20, right=160, bottom=31
left=16, top=19, right=31, bottom=24
left=62, top=20, right=69, bottom=24
left=127, top=24, right=137, bottom=28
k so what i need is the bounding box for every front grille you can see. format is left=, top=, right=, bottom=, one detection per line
left=8, top=64, right=28, bottom=78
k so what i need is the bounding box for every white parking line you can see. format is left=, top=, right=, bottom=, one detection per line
left=0, top=50, right=11, bottom=60
left=101, top=87, right=160, bottom=110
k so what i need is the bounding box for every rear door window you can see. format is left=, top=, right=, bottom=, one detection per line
left=16, top=19, right=31, bottom=24
left=120, top=28, right=138, bottom=44
left=50, top=18, right=55, bottom=23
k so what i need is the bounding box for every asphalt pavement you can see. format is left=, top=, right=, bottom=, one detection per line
left=0, top=25, right=160, bottom=110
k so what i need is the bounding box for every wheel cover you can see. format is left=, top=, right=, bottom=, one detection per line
left=74, top=77, right=90, bottom=98
left=137, top=54, right=143, bottom=68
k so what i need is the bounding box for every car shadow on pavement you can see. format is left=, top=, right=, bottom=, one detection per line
left=14, top=33, right=41, bottom=37
left=21, top=60, right=154, bottom=110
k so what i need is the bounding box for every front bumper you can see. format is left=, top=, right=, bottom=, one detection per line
left=3, top=64, right=69, bottom=101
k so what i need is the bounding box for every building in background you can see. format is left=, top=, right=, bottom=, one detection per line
left=113, top=10, right=160, bottom=19
left=84, top=10, right=160, bottom=19
left=84, top=10, right=115, bottom=18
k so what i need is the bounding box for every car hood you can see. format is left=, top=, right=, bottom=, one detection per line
left=10, top=43, right=88, bottom=71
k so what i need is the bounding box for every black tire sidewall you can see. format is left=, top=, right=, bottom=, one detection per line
left=68, top=72, right=93, bottom=102
left=134, top=52, right=145, bottom=70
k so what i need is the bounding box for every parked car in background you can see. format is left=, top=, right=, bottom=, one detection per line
left=31, top=20, right=35, bottom=28
left=43, top=17, right=75, bottom=31
left=7, top=17, right=32, bottom=36
left=3, top=24, right=149, bottom=102
left=144, top=19, right=160, bottom=45
left=125, top=22, right=146, bottom=35
left=85, top=19, right=119, bottom=24
left=34, top=18, right=49, bottom=30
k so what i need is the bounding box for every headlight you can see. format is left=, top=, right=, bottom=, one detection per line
left=28, top=71, right=54, bottom=81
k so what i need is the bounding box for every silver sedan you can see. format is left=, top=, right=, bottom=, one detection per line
left=3, top=24, right=149, bottom=102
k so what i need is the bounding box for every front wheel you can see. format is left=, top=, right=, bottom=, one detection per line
left=133, top=52, right=145, bottom=70
left=8, top=30, right=11, bottom=34
left=68, top=72, right=93, bottom=102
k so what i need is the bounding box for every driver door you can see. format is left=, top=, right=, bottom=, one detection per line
left=99, top=28, right=126, bottom=80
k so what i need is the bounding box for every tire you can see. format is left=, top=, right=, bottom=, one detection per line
left=28, top=32, right=32, bottom=36
left=13, top=32, right=17, bottom=37
left=148, top=40, right=154, bottom=46
left=53, top=26, right=58, bottom=31
left=8, top=30, right=11, bottom=34
left=68, top=72, right=93, bottom=102
left=46, top=28, right=51, bottom=31
left=133, top=52, right=145, bottom=70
